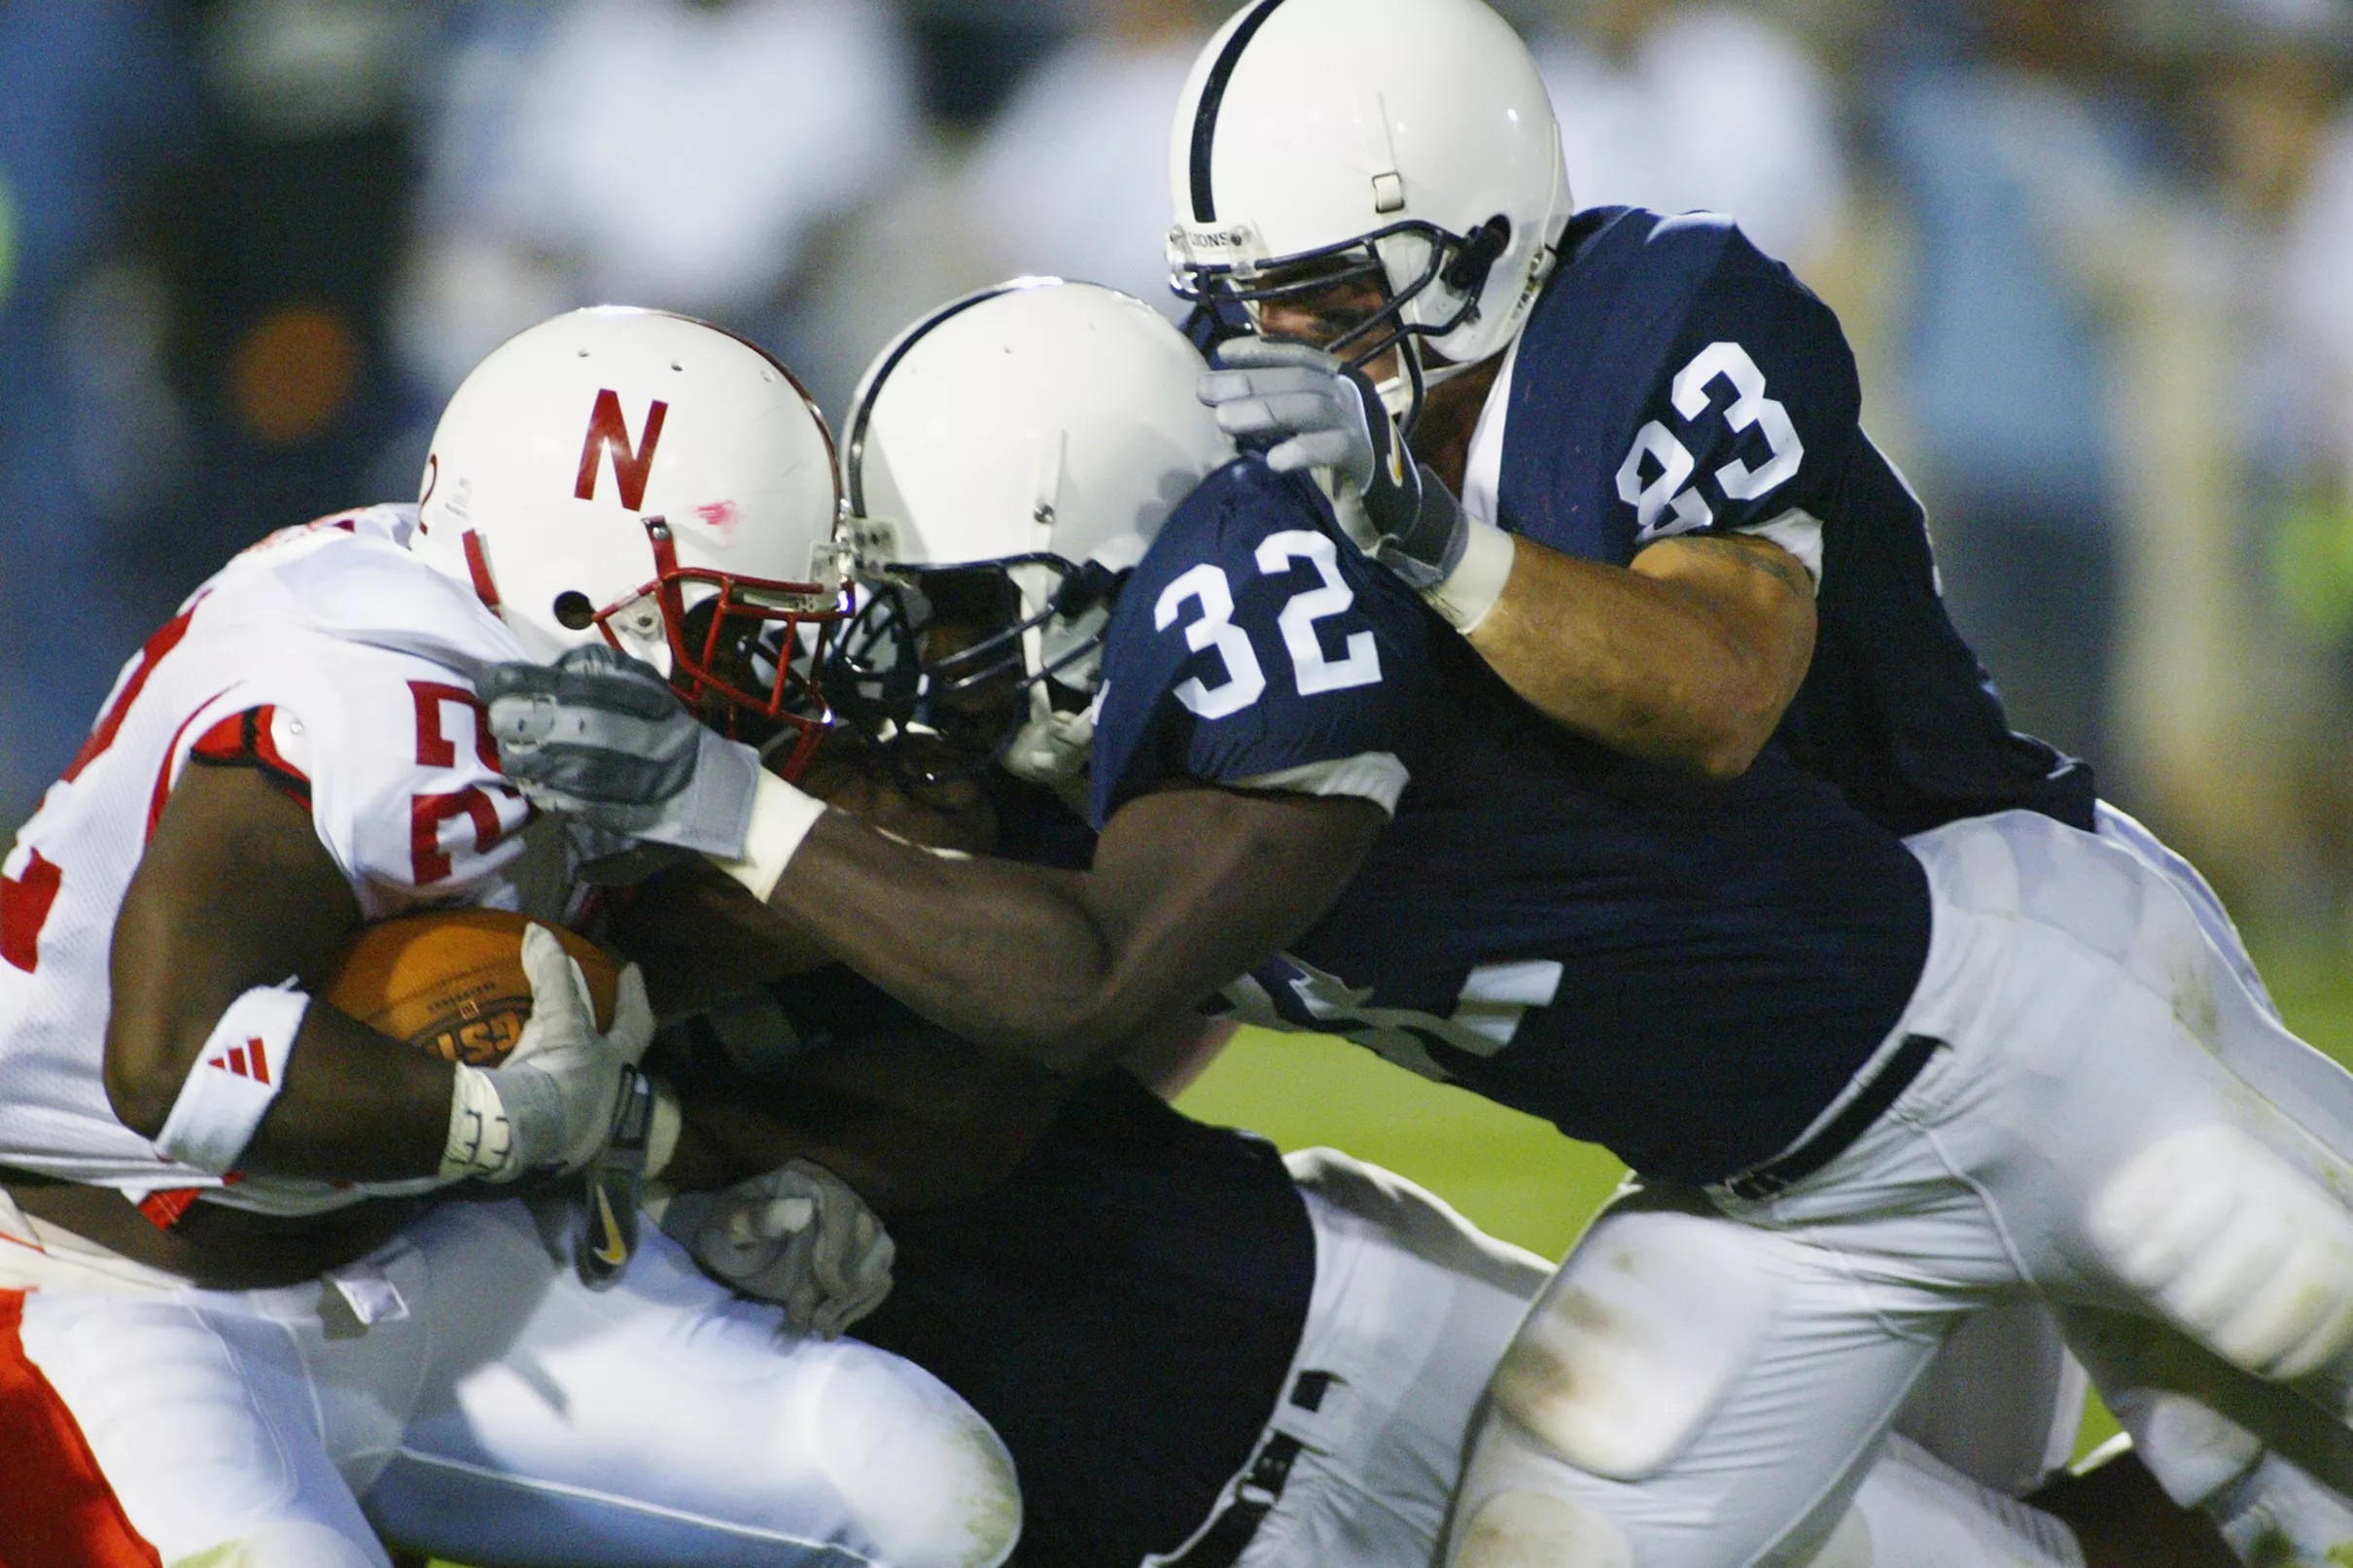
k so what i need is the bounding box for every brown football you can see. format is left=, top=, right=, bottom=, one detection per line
left=326, top=909, right=621, bottom=1068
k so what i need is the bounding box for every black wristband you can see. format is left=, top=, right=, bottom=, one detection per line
left=1392, top=467, right=1465, bottom=575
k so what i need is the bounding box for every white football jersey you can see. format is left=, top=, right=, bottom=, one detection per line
left=0, top=505, right=569, bottom=1215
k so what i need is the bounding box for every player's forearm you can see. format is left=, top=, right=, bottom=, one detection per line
left=487, top=659, right=1377, bottom=1062
left=751, top=785, right=1381, bottom=1073
left=611, top=859, right=828, bottom=1021
left=664, top=1088, right=898, bottom=1206
left=612, top=743, right=1002, bottom=1021
left=762, top=812, right=1160, bottom=1073
left=657, top=1012, right=1073, bottom=1213
left=1465, top=534, right=1816, bottom=778
left=106, top=996, right=454, bottom=1183
left=235, top=1004, right=455, bottom=1180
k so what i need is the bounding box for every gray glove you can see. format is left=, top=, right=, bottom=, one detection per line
left=666, top=1160, right=896, bottom=1339
left=482, top=645, right=761, bottom=859
left=1198, top=337, right=1469, bottom=592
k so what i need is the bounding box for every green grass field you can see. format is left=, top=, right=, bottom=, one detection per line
left=427, top=925, right=2353, bottom=1562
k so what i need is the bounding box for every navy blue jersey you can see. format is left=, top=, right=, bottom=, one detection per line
left=1491, top=206, right=2093, bottom=836
left=858, top=1070, right=1312, bottom=1568
left=1092, top=458, right=1933, bottom=1182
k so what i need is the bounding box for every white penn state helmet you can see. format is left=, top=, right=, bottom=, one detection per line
left=832, top=278, right=1236, bottom=781
left=1167, top=0, right=1571, bottom=402
left=415, top=306, right=847, bottom=762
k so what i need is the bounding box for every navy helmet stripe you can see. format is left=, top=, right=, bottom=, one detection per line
left=1189, top=0, right=1293, bottom=225
left=845, top=282, right=1037, bottom=516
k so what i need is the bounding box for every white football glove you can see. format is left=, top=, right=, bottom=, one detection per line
left=667, top=1159, right=896, bottom=1340
left=441, top=924, right=655, bottom=1180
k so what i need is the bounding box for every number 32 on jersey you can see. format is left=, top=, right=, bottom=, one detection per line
left=1155, top=529, right=1382, bottom=719
left=1615, top=341, right=1804, bottom=544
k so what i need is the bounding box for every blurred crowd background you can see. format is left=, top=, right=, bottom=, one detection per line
left=9, top=0, right=2353, bottom=943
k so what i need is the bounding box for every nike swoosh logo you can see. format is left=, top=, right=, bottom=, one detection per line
left=590, top=1183, right=630, bottom=1268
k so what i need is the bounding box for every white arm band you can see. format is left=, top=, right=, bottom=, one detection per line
left=152, top=983, right=309, bottom=1175
left=1422, top=513, right=1517, bottom=632
left=709, top=768, right=827, bottom=903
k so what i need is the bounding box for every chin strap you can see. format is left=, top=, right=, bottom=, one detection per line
left=1374, top=350, right=1484, bottom=423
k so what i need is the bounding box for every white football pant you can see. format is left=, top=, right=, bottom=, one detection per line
left=1197, top=1151, right=2086, bottom=1568
left=1448, top=810, right=2353, bottom=1568
left=0, top=1193, right=1019, bottom=1568
left=1897, top=802, right=2353, bottom=1561
left=2088, top=803, right=2353, bottom=1562
left=1892, top=803, right=2353, bottom=1564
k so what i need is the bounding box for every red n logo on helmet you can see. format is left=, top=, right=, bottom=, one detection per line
left=575, top=390, right=669, bottom=510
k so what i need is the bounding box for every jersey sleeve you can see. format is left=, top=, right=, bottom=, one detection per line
left=186, top=705, right=314, bottom=807
left=1610, top=223, right=1860, bottom=583
left=197, top=530, right=543, bottom=920
left=1089, top=462, right=1427, bottom=828
left=258, top=645, right=536, bottom=921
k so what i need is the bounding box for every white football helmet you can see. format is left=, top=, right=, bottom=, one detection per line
left=830, top=278, right=1236, bottom=782
left=1166, top=0, right=1572, bottom=415
left=414, top=307, right=847, bottom=766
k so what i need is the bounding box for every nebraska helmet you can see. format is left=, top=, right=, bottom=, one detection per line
left=414, top=307, right=846, bottom=767
left=830, top=278, right=1235, bottom=782
left=1166, top=0, right=1572, bottom=416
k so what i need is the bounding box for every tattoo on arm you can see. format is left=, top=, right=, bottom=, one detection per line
left=1676, top=534, right=1812, bottom=598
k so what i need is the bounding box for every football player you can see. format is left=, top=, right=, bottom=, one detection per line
left=1165, top=0, right=2353, bottom=1559
left=493, top=280, right=2351, bottom=1567
left=0, top=307, right=1017, bottom=1568
left=617, top=279, right=2092, bottom=1568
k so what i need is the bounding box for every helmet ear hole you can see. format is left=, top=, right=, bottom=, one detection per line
left=552, top=591, right=598, bottom=631
left=1442, top=216, right=1512, bottom=295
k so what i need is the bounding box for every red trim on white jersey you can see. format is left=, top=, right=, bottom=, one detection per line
left=143, top=690, right=233, bottom=842
left=1, top=850, right=62, bottom=975
left=62, top=596, right=208, bottom=786
left=461, top=529, right=502, bottom=610
left=135, top=1170, right=245, bottom=1232
left=189, top=707, right=314, bottom=807
left=133, top=1189, right=202, bottom=1230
